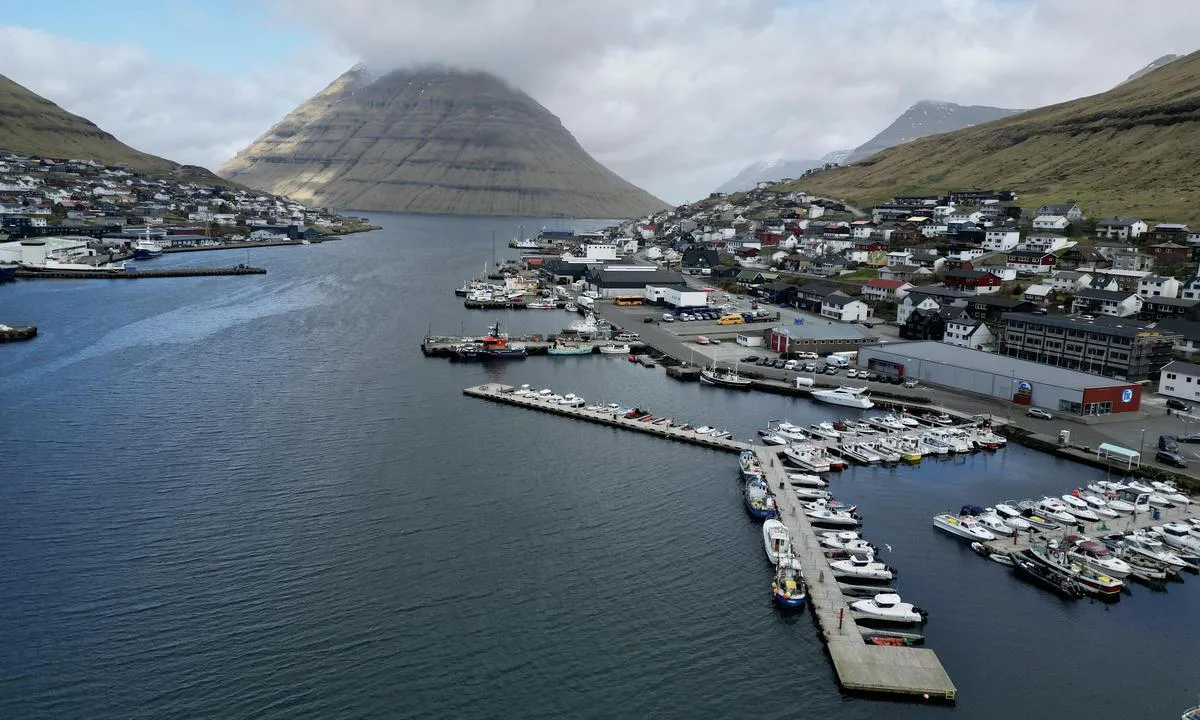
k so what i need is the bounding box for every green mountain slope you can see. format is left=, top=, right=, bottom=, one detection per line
left=784, top=50, right=1200, bottom=223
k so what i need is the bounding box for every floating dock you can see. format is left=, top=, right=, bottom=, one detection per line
left=15, top=266, right=266, bottom=280
left=755, top=446, right=958, bottom=701
left=463, top=384, right=751, bottom=452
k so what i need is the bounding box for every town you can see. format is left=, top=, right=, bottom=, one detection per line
left=0, top=152, right=377, bottom=278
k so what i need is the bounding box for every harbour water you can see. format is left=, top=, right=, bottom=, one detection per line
left=1, top=213, right=1197, bottom=719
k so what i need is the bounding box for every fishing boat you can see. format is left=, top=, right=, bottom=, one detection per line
left=838, top=443, right=880, bottom=465
left=850, top=593, right=927, bottom=625
left=699, top=365, right=752, bottom=389
left=762, top=519, right=792, bottom=564
left=1011, top=550, right=1085, bottom=599
left=830, top=556, right=895, bottom=581
left=771, top=554, right=807, bottom=609
left=878, top=436, right=922, bottom=463
left=547, top=338, right=594, bottom=355
left=743, top=478, right=778, bottom=520
left=132, top=237, right=163, bottom=259
left=932, top=513, right=996, bottom=542
left=1027, top=543, right=1124, bottom=599
left=861, top=442, right=900, bottom=464
left=597, top=343, right=630, bottom=355
left=739, top=450, right=763, bottom=480
left=527, top=299, right=558, bottom=309
left=783, top=445, right=832, bottom=473
left=810, top=386, right=874, bottom=409
left=453, top=322, right=527, bottom=360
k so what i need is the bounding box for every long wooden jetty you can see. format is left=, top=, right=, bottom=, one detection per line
left=463, top=384, right=751, bottom=452
left=15, top=266, right=266, bottom=280
left=755, top=446, right=958, bottom=701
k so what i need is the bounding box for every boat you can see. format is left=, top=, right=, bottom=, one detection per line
left=783, top=445, right=832, bottom=473
left=527, top=299, right=558, bottom=309
left=454, top=322, right=527, bottom=360
left=970, top=542, right=1015, bottom=566
left=861, top=442, right=900, bottom=464
left=557, top=393, right=586, bottom=407
left=708, top=428, right=732, bottom=439
left=759, top=432, right=789, bottom=446
left=132, top=238, right=163, bottom=259
left=811, top=386, right=874, bottom=409
left=762, top=519, right=792, bottom=564
left=820, top=531, right=875, bottom=554
left=830, top=556, right=895, bottom=581
left=850, top=593, right=927, bottom=625
left=771, top=554, right=807, bottom=609
left=793, top=486, right=831, bottom=502
left=1127, top=480, right=1174, bottom=507
left=1153, top=524, right=1200, bottom=555
left=916, top=436, right=949, bottom=457
left=787, top=473, right=827, bottom=488
left=1011, top=550, right=1085, bottom=599
left=563, top=303, right=577, bottom=312
left=743, top=478, right=778, bottom=520
left=699, top=365, right=752, bottom=388
left=1030, top=498, right=1077, bottom=525
left=847, top=421, right=877, bottom=436
left=635, top=354, right=657, bottom=368
left=597, top=343, right=630, bottom=355
left=806, top=508, right=860, bottom=527
left=1150, top=481, right=1192, bottom=505
left=1080, top=493, right=1120, bottom=519
left=863, top=632, right=925, bottom=647
left=1059, top=493, right=1100, bottom=522
left=693, top=425, right=712, bottom=434
left=512, top=384, right=535, bottom=397
left=1066, top=536, right=1132, bottom=579
left=807, top=423, right=841, bottom=440
left=1119, top=533, right=1191, bottom=571
left=969, top=506, right=1015, bottom=536
left=1183, top=706, right=1200, bottom=720
left=985, top=506, right=1029, bottom=532
left=1027, top=544, right=1124, bottom=599
left=922, top=412, right=954, bottom=426
left=739, top=450, right=763, bottom=480
left=547, top=337, right=594, bottom=356
left=653, top=417, right=672, bottom=426
left=920, top=433, right=953, bottom=454
left=932, top=513, right=997, bottom=541
left=838, top=443, right=880, bottom=465
left=865, top=415, right=906, bottom=432
left=1017, top=507, right=1062, bottom=532
left=994, top=501, right=1028, bottom=523
left=802, top=498, right=857, bottom=515
left=929, top=430, right=971, bottom=454
left=878, top=436, right=922, bottom=463
left=770, top=421, right=811, bottom=442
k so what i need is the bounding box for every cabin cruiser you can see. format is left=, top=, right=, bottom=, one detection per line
left=597, top=343, right=630, bottom=354
left=847, top=421, right=878, bottom=435
left=1058, top=494, right=1100, bottom=522
left=838, top=443, right=881, bottom=465
left=512, top=384, right=535, bottom=397
left=810, top=386, right=874, bottom=409
left=762, top=519, right=792, bottom=565
left=932, top=513, right=996, bottom=541
left=806, top=508, right=860, bottom=527
left=850, top=593, right=927, bottom=625
left=1066, top=537, right=1132, bottom=579
left=1027, top=544, right=1124, bottom=598
left=820, top=531, right=874, bottom=554
left=793, top=487, right=831, bottom=502
left=929, top=430, right=971, bottom=454
left=557, top=393, right=587, bottom=407
left=803, top=498, right=857, bottom=515
left=807, top=422, right=841, bottom=440
left=920, top=433, right=953, bottom=454
left=986, top=506, right=1029, bottom=532
left=1127, top=480, right=1174, bottom=507
left=1080, top=493, right=1120, bottom=518
left=865, top=415, right=906, bottom=432
left=783, top=445, right=832, bottom=473
left=1120, top=533, right=1191, bottom=571
left=879, top=436, right=922, bottom=463
left=759, top=432, right=789, bottom=446
left=768, top=421, right=811, bottom=442
left=1150, top=481, right=1191, bottom=505
left=916, top=436, right=949, bottom=456
left=787, top=472, right=827, bottom=488
left=830, top=556, right=895, bottom=581
left=973, top=508, right=1016, bottom=536
left=1032, top=498, right=1077, bottom=525
left=862, top=442, right=900, bottom=464
left=1153, top=524, right=1200, bottom=556
left=922, top=412, right=954, bottom=426
left=771, top=554, right=807, bottom=608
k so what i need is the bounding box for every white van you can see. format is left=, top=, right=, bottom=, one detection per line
left=662, top=313, right=675, bottom=322
left=825, top=355, right=849, bottom=368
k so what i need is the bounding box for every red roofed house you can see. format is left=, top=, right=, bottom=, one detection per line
left=862, top=278, right=914, bottom=302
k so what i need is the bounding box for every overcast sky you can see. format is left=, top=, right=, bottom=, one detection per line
left=0, top=0, right=1195, bottom=203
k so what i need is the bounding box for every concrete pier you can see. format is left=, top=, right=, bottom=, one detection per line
left=756, top=446, right=958, bottom=701
left=463, top=383, right=751, bottom=452
left=15, top=266, right=266, bottom=280
left=980, top=502, right=1195, bottom=558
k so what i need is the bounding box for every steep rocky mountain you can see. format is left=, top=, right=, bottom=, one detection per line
left=714, top=158, right=821, bottom=194
left=845, top=101, right=1023, bottom=163
left=0, top=73, right=222, bottom=182
left=220, top=66, right=667, bottom=218
left=1121, top=54, right=1182, bottom=85
left=782, top=50, right=1200, bottom=224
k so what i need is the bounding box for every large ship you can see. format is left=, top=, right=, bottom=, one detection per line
left=451, top=322, right=528, bottom=361
left=811, top=386, right=874, bottom=409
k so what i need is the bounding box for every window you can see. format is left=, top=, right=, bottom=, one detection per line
left=1168, top=373, right=1177, bottom=379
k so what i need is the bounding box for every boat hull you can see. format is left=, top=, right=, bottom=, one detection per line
left=772, top=586, right=808, bottom=608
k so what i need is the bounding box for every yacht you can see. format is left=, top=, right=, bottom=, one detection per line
left=810, top=386, right=874, bottom=409
left=759, top=432, right=789, bottom=446
left=762, top=519, right=792, bottom=565
left=850, top=593, right=927, bottom=625
left=830, top=556, right=895, bottom=581
left=1153, top=524, right=1200, bottom=556
left=986, top=506, right=1029, bottom=532
left=1080, top=493, right=1120, bottom=519
left=771, top=554, right=807, bottom=609
left=769, top=421, right=811, bottom=442
left=865, top=415, right=906, bottom=432
left=1033, top=498, right=1078, bottom=524
left=807, top=422, right=841, bottom=440
left=1150, top=481, right=1192, bottom=505
left=932, top=513, right=997, bottom=542
left=1059, top=494, right=1100, bottom=522
left=820, top=530, right=874, bottom=552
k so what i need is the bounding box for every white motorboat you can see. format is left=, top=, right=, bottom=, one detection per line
left=933, top=513, right=996, bottom=541
left=803, top=498, right=857, bottom=515
left=512, top=384, right=535, bottom=396
left=1103, top=492, right=1136, bottom=514
left=1080, top=493, right=1120, bottom=518
left=862, top=442, right=900, bottom=464
left=807, top=423, right=841, bottom=440
left=917, top=436, right=949, bottom=456
left=922, top=412, right=954, bottom=426
left=598, top=343, right=630, bottom=354
left=806, top=509, right=860, bottom=527
left=847, top=421, right=877, bottom=436
left=879, top=436, right=922, bottom=463
left=1150, top=481, right=1191, bottom=505
left=1154, top=524, right=1200, bottom=555
left=1059, top=494, right=1100, bottom=522
left=787, top=473, right=827, bottom=488
left=987, top=506, right=1029, bottom=531
left=920, top=433, right=952, bottom=453
left=976, top=511, right=1016, bottom=536
left=1127, top=481, right=1173, bottom=507
left=897, top=413, right=920, bottom=428
left=930, top=430, right=971, bottom=454
left=850, top=593, right=927, bottom=625
left=971, top=541, right=1015, bottom=566
left=768, top=421, right=811, bottom=442
left=838, top=443, right=880, bottom=465
left=708, top=428, right=731, bottom=439
left=830, top=556, right=895, bottom=581
left=1123, top=533, right=1189, bottom=570
left=762, top=519, right=792, bottom=565
left=700, top=365, right=752, bottom=388
left=584, top=404, right=604, bottom=411
left=1068, top=537, right=1132, bottom=579
left=759, top=433, right=789, bottom=446
left=693, top=426, right=713, bottom=435
left=866, top=415, right=906, bottom=432
left=1035, top=498, right=1078, bottom=524
left=820, top=532, right=875, bottom=555
left=793, top=487, right=831, bottom=501
left=810, top=386, right=874, bottom=409
left=783, top=446, right=832, bottom=473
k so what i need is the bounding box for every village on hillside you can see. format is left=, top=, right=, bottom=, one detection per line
left=0, top=152, right=376, bottom=270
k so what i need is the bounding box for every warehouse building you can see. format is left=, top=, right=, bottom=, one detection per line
left=769, top=323, right=881, bottom=357
left=583, top=265, right=688, bottom=297
left=858, top=341, right=1142, bottom=416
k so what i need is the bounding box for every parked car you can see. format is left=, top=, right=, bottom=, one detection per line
left=662, top=313, right=675, bottom=322
left=756, top=357, right=771, bottom=366
left=774, top=359, right=788, bottom=369
left=1166, top=398, right=1191, bottom=412
left=784, top=359, right=799, bottom=370
left=1156, top=450, right=1189, bottom=468
left=846, top=369, right=858, bottom=378
left=903, top=379, right=919, bottom=389
left=803, top=363, right=817, bottom=372
left=741, top=355, right=760, bottom=363
left=825, top=366, right=840, bottom=375
left=866, top=373, right=878, bottom=382
left=643, top=316, right=655, bottom=323
left=1159, top=435, right=1179, bottom=452
left=1026, top=408, right=1052, bottom=420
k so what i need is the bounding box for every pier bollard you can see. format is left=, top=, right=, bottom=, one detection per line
left=838, top=607, right=844, bottom=630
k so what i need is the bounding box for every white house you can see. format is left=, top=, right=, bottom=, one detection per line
left=896, top=293, right=944, bottom=324
left=1095, top=218, right=1148, bottom=241
left=1023, top=284, right=1054, bottom=304
left=948, top=247, right=987, bottom=262
left=1070, top=289, right=1143, bottom=317
left=1020, top=235, right=1071, bottom=253
left=945, top=210, right=984, bottom=225
left=885, top=251, right=913, bottom=267
left=851, top=224, right=875, bottom=239
left=250, top=229, right=288, bottom=242
left=1036, top=203, right=1084, bottom=221
left=1182, top=274, right=1200, bottom=301
left=1048, top=270, right=1091, bottom=293
left=1138, top=275, right=1180, bottom=298
left=1158, top=360, right=1200, bottom=403
left=942, top=315, right=994, bottom=350
left=820, top=292, right=869, bottom=322
left=1032, top=215, right=1070, bottom=231
left=983, top=229, right=1020, bottom=252
left=861, top=278, right=913, bottom=302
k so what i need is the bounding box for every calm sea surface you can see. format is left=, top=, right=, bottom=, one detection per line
left=1, top=213, right=1196, bottom=719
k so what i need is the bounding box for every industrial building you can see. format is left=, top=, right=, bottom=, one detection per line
left=583, top=265, right=688, bottom=297
left=1000, top=313, right=1176, bottom=381
left=768, top=323, right=881, bottom=357
left=858, top=341, right=1142, bottom=416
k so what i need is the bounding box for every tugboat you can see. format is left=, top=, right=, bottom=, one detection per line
left=452, top=322, right=527, bottom=361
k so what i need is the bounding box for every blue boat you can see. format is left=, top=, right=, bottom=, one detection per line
left=743, top=477, right=778, bottom=520
left=0, top=264, right=16, bottom=282
left=771, top=555, right=807, bottom=609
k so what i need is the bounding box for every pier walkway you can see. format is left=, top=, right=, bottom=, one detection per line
left=463, top=384, right=752, bottom=453
left=755, top=447, right=958, bottom=701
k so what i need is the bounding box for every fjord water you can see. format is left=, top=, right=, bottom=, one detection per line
left=1, top=213, right=1196, bottom=719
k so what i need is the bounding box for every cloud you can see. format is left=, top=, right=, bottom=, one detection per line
left=0, top=26, right=351, bottom=170
left=2, top=1, right=1199, bottom=203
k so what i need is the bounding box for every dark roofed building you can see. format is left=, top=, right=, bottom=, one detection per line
left=1138, top=296, right=1200, bottom=322
left=965, top=296, right=1036, bottom=322
left=681, top=247, right=720, bottom=272
left=1001, top=312, right=1176, bottom=380
left=585, top=266, right=688, bottom=296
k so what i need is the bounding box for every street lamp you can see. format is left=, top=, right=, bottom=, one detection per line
left=1139, top=428, right=1146, bottom=457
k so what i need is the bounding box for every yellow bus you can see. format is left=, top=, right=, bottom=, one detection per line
left=613, top=295, right=645, bottom=306
left=716, top=313, right=744, bottom=325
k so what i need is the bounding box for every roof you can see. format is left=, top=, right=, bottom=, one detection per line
left=587, top=267, right=688, bottom=287
left=1038, top=203, right=1079, bottom=213
left=859, top=340, right=1138, bottom=392
left=1007, top=249, right=1052, bottom=259
left=1156, top=319, right=1200, bottom=340
left=1033, top=215, right=1068, bottom=222
left=773, top=323, right=880, bottom=341
left=1052, top=270, right=1088, bottom=280
left=1163, top=360, right=1200, bottom=376
left=970, top=296, right=1029, bottom=309
left=885, top=263, right=922, bottom=273
left=864, top=278, right=908, bottom=290
left=1095, top=218, right=1143, bottom=227
left=1150, top=241, right=1187, bottom=249
left=1142, top=296, right=1198, bottom=308
left=797, top=282, right=839, bottom=297
left=1024, top=285, right=1053, bottom=297
left=1155, top=223, right=1189, bottom=230
left=1075, top=288, right=1138, bottom=302
left=1140, top=275, right=1173, bottom=283
left=1003, top=312, right=1177, bottom=339
left=823, top=292, right=863, bottom=308
left=944, top=268, right=996, bottom=280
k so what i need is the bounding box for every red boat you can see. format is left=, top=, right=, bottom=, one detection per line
left=627, top=354, right=638, bottom=362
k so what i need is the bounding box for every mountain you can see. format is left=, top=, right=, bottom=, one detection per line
left=783, top=50, right=1200, bottom=224
left=819, top=149, right=853, bottom=165
left=220, top=66, right=668, bottom=218
left=0, top=73, right=223, bottom=182
left=714, top=158, right=821, bottom=194
left=1121, top=54, right=1182, bottom=85
left=845, top=101, right=1024, bottom=163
